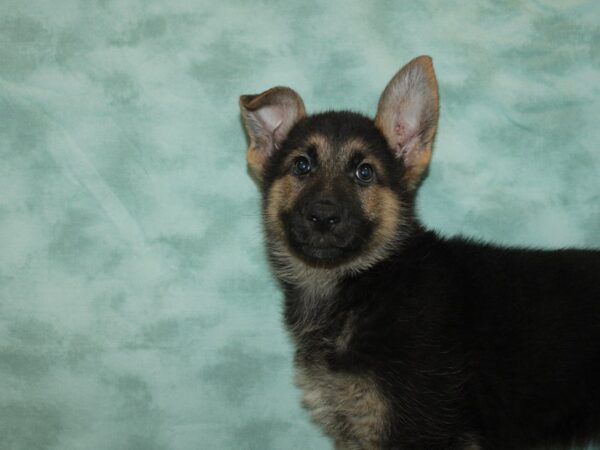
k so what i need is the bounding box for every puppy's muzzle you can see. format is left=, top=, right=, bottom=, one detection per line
left=283, top=195, right=370, bottom=263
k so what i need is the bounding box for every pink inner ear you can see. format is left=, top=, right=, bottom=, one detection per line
left=256, top=105, right=284, bottom=136
left=393, top=110, right=420, bottom=157
left=256, top=103, right=302, bottom=149
left=395, top=123, right=412, bottom=150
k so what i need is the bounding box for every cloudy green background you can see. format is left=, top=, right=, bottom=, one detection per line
left=1, top=1, right=599, bottom=449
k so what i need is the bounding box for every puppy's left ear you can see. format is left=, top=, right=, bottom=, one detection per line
left=240, top=87, right=306, bottom=183
left=375, top=56, right=439, bottom=190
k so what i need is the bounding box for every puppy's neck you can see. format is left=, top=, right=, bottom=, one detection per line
left=268, top=220, right=422, bottom=331
left=280, top=263, right=342, bottom=337
left=268, top=241, right=343, bottom=302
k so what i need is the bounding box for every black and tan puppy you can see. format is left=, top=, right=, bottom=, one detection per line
left=239, top=56, right=600, bottom=450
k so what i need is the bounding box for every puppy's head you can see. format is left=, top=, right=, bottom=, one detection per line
left=240, top=56, right=439, bottom=274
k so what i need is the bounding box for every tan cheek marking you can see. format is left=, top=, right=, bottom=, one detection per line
left=359, top=186, right=401, bottom=247
left=265, top=175, right=302, bottom=237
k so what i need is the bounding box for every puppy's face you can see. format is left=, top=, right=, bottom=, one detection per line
left=241, top=56, right=439, bottom=272
left=262, top=113, right=403, bottom=266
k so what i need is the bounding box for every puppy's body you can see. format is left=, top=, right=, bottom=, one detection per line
left=240, top=57, right=600, bottom=449
left=287, top=233, right=600, bottom=449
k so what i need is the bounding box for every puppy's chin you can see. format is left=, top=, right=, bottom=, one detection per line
left=286, top=239, right=364, bottom=268
left=299, top=245, right=347, bottom=264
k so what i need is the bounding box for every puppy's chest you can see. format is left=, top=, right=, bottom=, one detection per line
left=292, top=313, right=389, bottom=448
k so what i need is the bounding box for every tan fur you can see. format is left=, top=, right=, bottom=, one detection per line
left=279, top=135, right=330, bottom=176
left=336, top=137, right=369, bottom=163
left=335, top=311, right=357, bottom=353
left=306, top=132, right=337, bottom=176
left=306, top=133, right=332, bottom=152
left=265, top=176, right=295, bottom=231
left=402, top=146, right=433, bottom=189
left=295, top=363, right=389, bottom=449
left=246, top=144, right=265, bottom=182
left=360, top=186, right=402, bottom=252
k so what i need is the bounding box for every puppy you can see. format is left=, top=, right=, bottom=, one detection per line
left=239, top=56, right=600, bottom=450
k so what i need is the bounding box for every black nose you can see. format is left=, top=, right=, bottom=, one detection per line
left=306, top=200, right=342, bottom=232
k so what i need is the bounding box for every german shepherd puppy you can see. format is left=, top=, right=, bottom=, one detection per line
left=239, top=56, right=600, bottom=450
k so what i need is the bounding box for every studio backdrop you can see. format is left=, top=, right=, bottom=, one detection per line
left=1, top=1, right=599, bottom=449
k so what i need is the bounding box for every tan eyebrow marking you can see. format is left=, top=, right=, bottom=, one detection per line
left=281, top=133, right=333, bottom=171
left=337, top=137, right=371, bottom=164
left=338, top=137, right=390, bottom=184
left=305, top=133, right=330, bottom=149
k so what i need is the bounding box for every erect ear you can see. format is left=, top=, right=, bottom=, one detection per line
left=375, top=56, right=439, bottom=190
left=240, top=87, right=306, bottom=183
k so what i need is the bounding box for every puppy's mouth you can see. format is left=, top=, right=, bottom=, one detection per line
left=285, top=231, right=368, bottom=266
left=300, top=244, right=346, bottom=261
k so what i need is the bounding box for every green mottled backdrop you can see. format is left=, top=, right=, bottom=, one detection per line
left=1, top=1, right=599, bottom=449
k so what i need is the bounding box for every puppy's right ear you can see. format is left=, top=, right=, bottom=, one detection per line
left=240, top=87, right=306, bottom=183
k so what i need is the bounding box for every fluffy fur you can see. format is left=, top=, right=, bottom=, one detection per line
left=240, top=56, right=600, bottom=449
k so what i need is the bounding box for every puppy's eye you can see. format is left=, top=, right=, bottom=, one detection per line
left=355, top=163, right=374, bottom=183
left=293, top=156, right=311, bottom=175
